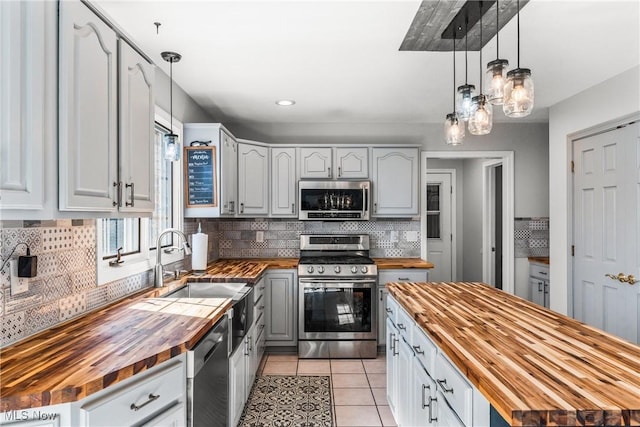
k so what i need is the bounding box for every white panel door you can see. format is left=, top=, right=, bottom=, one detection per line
left=118, top=40, right=155, bottom=213
left=299, top=147, right=333, bottom=179
left=335, top=147, right=368, bottom=179
left=573, top=121, right=639, bottom=343
left=426, top=172, right=453, bottom=282
left=238, top=143, right=269, bottom=216
left=271, top=147, right=297, bottom=217
left=59, top=1, right=118, bottom=212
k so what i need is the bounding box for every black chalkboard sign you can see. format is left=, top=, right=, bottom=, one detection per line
left=184, top=146, right=217, bottom=207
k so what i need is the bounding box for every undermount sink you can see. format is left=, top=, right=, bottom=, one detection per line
left=164, top=282, right=249, bottom=299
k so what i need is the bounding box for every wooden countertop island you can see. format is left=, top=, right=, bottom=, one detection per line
left=387, top=282, right=640, bottom=427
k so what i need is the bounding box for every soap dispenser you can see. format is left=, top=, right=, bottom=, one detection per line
left=191, top=222, right=208, bottom=272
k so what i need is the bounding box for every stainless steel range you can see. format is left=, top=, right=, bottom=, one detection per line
left=298, top=234, right=378, bottom=358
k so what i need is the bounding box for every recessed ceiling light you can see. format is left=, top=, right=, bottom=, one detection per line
left=276, top=100, right=295, bottom=106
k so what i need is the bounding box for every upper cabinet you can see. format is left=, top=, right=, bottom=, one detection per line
left=238, top=142, right=269, bottom=216
left=299, top=146, right=369, bottom=180
left=371, top=147, right=419, bottom=217
left=270, top=147, right=297, bottom=217
left=221, top=129, right=238, bottom=216
left=58, top=1, right=154, bottom=215
left=0, top=1, right=56, bottom=219
left=335, top=147, right=368, bottom=179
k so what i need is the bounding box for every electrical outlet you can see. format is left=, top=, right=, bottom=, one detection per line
left=256, top=231, right=264, bottom=243
left=9, top=260, right=29, bottom=295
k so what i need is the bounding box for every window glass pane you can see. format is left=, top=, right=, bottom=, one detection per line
left=426, top=213, right=441, bottom=239
left=426, top=184, right=440, bottom=211
left=101, top=219, right=140, bottom=258
left=150, top=123, right=174, bottom=250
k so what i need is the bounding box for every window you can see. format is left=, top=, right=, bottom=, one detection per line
left=96, top=108, right=184, bottom=285
left=426, top=183, right=441, bottom=239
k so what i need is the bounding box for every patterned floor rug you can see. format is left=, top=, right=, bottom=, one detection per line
left=238, top=375, right=333, bottom=427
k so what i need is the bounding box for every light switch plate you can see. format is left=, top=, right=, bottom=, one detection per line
left=9, top=260, right=29, bottom=295
left=256, top=231, right=264, bottom=243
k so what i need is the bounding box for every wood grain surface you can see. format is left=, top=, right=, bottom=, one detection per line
left=528, top=256, right=550, bottom=265
left=373, top=258, right=434, bottom=269
left=387, top=282, right=640, bottom=427
left=0, top=293, right=231, bottom=412
left=189, top=258, right=298, bottom=284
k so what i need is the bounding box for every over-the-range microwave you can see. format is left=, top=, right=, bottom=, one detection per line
left=298, top=180, right=370, bottom=220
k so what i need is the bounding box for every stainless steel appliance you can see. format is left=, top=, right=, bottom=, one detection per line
left=298, top=234, right=378, bottom=358
left=188, top=314, right=230, bottom=427
left=298, top=180, right=370, bottom=220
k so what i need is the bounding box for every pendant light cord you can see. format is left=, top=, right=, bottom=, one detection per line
left=479, top=2, right=483, bottom=93
left=169, top=58, right=174, bottom=134
left=516, top=0, right=520, bottom=67
left=495, top=0, right=500, bottom=59
left=453, top=30, right=456, bottom=112
left=464, top=17, right=469, bottom=83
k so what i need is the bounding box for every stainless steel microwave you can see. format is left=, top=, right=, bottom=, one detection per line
left=298, top=180, right=370, bottom=220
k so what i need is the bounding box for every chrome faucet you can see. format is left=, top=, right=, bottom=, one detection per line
left=154, top=228, right=192, bottom=287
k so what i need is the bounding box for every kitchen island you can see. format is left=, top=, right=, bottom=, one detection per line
left=386, top=281, right=640, bottom=427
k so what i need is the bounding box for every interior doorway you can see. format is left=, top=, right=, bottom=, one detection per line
left=483, top=160, right=504, bottom=289
left=421, top=151, right=515, bottom=295
left=426, top=170, right=455, bottom=282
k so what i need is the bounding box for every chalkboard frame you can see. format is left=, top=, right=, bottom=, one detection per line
left=184, top=146, right=218, bottom=208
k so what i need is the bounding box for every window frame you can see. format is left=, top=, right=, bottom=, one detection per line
left=96, top=107, right=185, bottom=285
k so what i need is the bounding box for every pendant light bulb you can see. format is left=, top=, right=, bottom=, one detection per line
left=503, top=0, right=534, bottom=117
left=469, top=1, right=493, bottom=136
left=161, top=51, right=182, bottom=162
left=456, top=17, right=475, bottom=121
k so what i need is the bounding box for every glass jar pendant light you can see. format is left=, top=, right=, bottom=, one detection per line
left=503, top=0, right=534, bottom=117
left=469, top=1, right=493, bottom=136
left=161, top=51, right=182, bottom=161
left=445, top=31, right=465, bottom=145
left=485, top=0, right=509, bottom=105
left=456, top=17, right=475, bottom=121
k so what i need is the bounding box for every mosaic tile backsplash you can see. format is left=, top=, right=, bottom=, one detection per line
left=0, top=217, right=416, bottom=346
left=515, top=217, right=549, bottom=258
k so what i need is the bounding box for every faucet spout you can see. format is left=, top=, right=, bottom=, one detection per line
left=154, top=228, right=191, bottom=287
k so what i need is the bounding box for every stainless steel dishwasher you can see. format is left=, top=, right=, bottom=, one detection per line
left=187, top=313, right=230, bottom=427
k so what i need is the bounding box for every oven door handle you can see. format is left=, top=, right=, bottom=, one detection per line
left=299, top=278, right=377, bottom=288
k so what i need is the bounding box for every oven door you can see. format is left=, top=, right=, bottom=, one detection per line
left=299, top=278, right=377, bottom=340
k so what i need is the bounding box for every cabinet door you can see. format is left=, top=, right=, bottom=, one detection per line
left=299, top=147, right=333, bottom=179
left=335, top=147, right=368, bottom=179
left=221, top=130, right=238, bottom=215
left=385, top=317, right=399, bottom=419
left=377, top=287, right=388, bottom=346
left=118, top=40, right=155, bottom=214
left=413, top=359, right=438, bottom=426
left=372, top=148, right=419, bottom=217
left=238, top=143, right=269, bottom=216
left=59, top=1, right=118, bottom=212
left=397, top=337, right=414, bottom=426
left=0, top=1, right=48, bottom=213
left=264, top=270, right=297, bottom=344
left=229, top=345, right=247, bottom=427
left=271, top=147, right=297, bottom=217
left=529, top=277, right=544, bottom=306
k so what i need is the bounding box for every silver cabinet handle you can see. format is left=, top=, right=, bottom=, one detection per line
left=429, top=396, right=437, bottom=422
left=130, top=393, right=160, bottom=411
left=327, top=166, right=331, bottom=178
left=385, top=307, right=393, bottom=314
left=436, top=379, right=453, bottom=394
left=538, top=282, right=543, bottom=292
left=291, top=203, right=295, bottom=213
left=421, top=384, right=431, bottom=409
left=398, top=277, right=410, bottom=281
left=338, top=166, right=342, bottom=177
left=374, top=202, right=377, bottom=213
left=380, top=289, right=384, bottom=301
left=125, top=182, right=134, bottom=207
left=397, top=323, right=406, bottom=331
left=240, top=202, right=244, bottom=214
left=113, top=181, right=121, bottom=207
left=413, top=345, right=424, bottom=355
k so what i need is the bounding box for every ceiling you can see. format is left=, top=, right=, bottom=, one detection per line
left=96, top=0, right=639, bottom=130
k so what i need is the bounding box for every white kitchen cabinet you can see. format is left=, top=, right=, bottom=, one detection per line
left=377, top=287, right=389, bottom=346
left=237, top=142, right=269, bottom=216
left=228, top=341, right=247, bottom=427
left=412, top=358, right=438, bottom=426
left=371, top=147, right=419, bottom=217
left=529, top=262, right=550, bottom=308
left=118, top=40, right=155, bottom=213
left=59, top=2, right=154, bottom=215
left=264, top=270, right=298, bottom=345
left=335, top=147, right=368, bottom=179
left=221, top=129, right=238, bottom=216
left=0, top=1, right=55, bottom=219
left=299, top=147, right=333, bottom=179
left=385, top=316, right=399, bottom=420
left=270, top=147, right=297, bottom=217
left=77, top=355, right=186, bottom=427
left=58, top=0, right=119, bottom=212
left=397, top=335, right=414, bottom=426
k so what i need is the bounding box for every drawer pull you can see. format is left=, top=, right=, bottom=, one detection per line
left=437, top=379, right=453, bottom=394
left=421, top=384, right=431, bottom=409
left=130, top=393, right=160, bottom=411
left=428, top=396, right=438, bottom=422
left=398, top=277, right=410, bottom=281
left=385, top=308, right=393, bottom=314
left=397, top=323, right=406, bottom=331
left=413, top=345, right=424, bottom=355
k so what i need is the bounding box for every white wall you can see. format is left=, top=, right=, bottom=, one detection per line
left=155, top=69, right=214, bottom=124
left=549, top=65, right=640, bottom=315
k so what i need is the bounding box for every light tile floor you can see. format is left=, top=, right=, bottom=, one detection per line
left=258, top=354, right=396, bottom=427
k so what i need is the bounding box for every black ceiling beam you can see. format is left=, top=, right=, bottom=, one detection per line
left=441, top=0, right=496, bottom=39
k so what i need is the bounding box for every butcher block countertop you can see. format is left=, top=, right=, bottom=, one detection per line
left=190, top=258, right=298, bottom=283
left=528, top=256, right=550, bottom=265
left=387, top=282, right=640, bottom=427
left=373, top=257, right=434, bottom=269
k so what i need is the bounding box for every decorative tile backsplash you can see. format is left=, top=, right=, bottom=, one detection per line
left=0, top=216, right=415, bottom=347
left=515, top=217, right=549, bottom=257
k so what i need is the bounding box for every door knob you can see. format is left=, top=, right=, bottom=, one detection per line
left=605, top=273, right=637, bottom=285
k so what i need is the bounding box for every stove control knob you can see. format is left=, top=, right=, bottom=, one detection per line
left=307, top=266, right=314, bottom=274
left=361, top=266, right=368, bottom=274
left=334, top=266, right=341, bottom=274
left=351, top=266, right=358, bottom=274
left=317, top=266, right=325, bottom=274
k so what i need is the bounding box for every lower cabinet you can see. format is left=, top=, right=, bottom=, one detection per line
left=385, top=316, right=399, bottom=418
left=264, top=270, right=297, bottom=346
left=529, top=262, right=550, bottom=308
left=411, top=359, right=437, bottom=426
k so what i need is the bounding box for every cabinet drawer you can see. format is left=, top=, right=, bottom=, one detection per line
left=379, top=269, right=428, bottom=285
left=254, top=278, right=266, bottom=304
left=79, top=357, right=185, bottom=426
left=396, top=305, right=412, bottom=340
left=435, top=353, right=473, bottom=426
left=529, top=263, right=549, bottom=279
left=411, top=326, right=438, bottom=377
